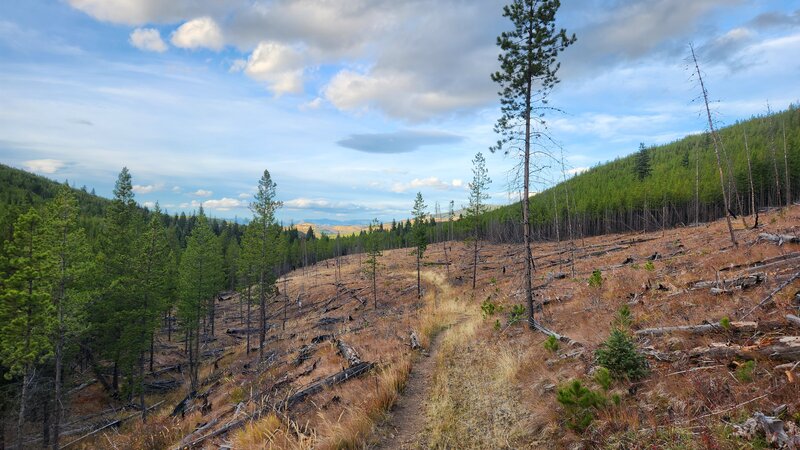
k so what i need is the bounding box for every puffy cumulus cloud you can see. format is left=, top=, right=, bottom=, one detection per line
left=180, top=198, right=245, bottom=212
left=171, top=17, right=224, bottom=51
left=132, top=183, right=164, bottom=194
left=129, top=28, right=167, bottom=52
left=390, top=177, right=462, bottom=193
left=337, top=130, right=463, bottom=154
left=192, top=189, right=213, bottom=197
left=141, top=201, right=157, bottom=209
left=22, top=159, right=64, bottom=174
left=244, top=41, right=305, bottom=95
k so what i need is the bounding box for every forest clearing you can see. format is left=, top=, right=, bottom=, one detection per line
left=5, top=205, right=793, bottom=449
left=3, top=0, right=800, bottom=448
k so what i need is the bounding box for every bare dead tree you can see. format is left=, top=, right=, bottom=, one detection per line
left=689, top=43, right=737, bottom=246
left=783, top=122, right=792, bottom=207
left=743, top=130, right=758, bottom=227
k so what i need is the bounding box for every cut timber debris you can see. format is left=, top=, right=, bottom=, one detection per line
left=758, top=232, right=800, bottom=245
left=282, top=361, right=374, bottom=410
left=741, top=272, right=800, bottom=319
left=530, top=319, right=582, bottom=347
left=732, top=411, right=800, bottom=447
left=409, top=330, right=421, bottom=350
left=688, top=336, right=800, bottom=361
left=335, top=339, right=362, bottom=366
left=692, top=272, right=765, bottom=292
left=635, top=321, right=757, bottom=336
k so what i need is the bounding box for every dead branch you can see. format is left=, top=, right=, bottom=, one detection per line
left=635, top=321, right=757, bottom=336
left=758, top=232, right=800, bottom=246
left=335, top=339, right=362, bottom=366
left=741, top=272, right=800, bottom=319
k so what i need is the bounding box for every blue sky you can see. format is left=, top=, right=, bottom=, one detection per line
left=1, top=0, right=799, bottom=224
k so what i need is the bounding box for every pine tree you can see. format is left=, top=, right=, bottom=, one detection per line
left=0, top=208, right=54, bottom=448
left=249, top=170, right=282, bottom=362
left=466, top=152, right=492, bottom=290
left=411, top=192, right=428, bottom=299
left=43, top=186, right=93, bottom=448
left=635, top=143, right=652, bottom=181
left=131, top=206, right=172, bottom=420
left=363, top=219, right=382, bottom=308
left=491, top=0, right=575, bottom=328
left=177, top=209, right=222, bottom=391
left=93, top=167, right=140, bottom=395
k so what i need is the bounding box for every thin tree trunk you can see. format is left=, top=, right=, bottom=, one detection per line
left=246, top=284, right=251, bottom=355
left=690, top=44, right=736, bottom=247
left=744, top=131, right=757, bottom=224
left=472, top=233, right=478, bottom=290
left=149, top=332, right=154, bottom=373
left=783, top=122, right=792, bottom=206
left=259, top=271, right=265, bottom=362
left=416, top=252, right=421, bottom=299
left=138, top=351, right=146, bottom=422
left=16, top=366, right=30, bottom=450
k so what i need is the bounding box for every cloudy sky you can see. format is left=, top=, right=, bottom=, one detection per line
left=1, top=1, right=799, bottom=223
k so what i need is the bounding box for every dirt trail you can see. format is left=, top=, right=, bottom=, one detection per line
left=371, top=271, right=463, bottom=449
left=371, top=327, right=448, bottom=449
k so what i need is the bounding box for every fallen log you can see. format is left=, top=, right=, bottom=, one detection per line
left=335, top=339, right=362, bottom=366
left=692, top=272, right=765, bottom=291
left=61, top=400, right=164, bottom=449
left=530, top=319, right=582, bottom=347
left=282, top=361, right=374, bottom=410
left=741, top=272, right=800, bottom=319
left=719, top=252, right=800, bottom=273
left=688, top=336, right=800, bottom=362
left=225, top=327, right=259, bottom=336
left=787, top=314, right=800, bottom=329
left=635, top=321, right=757, bottom=336
left=758, top=232, right=800, bottom=245
left=294, top=344, right=313, bottom=366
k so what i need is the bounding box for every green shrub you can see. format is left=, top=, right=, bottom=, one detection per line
left=594, top=366, right=613, bottom=391
left=544, top=335, right=559, bottom=353
left=595, top=329, right=649, bottom=381
left=735, top=360, right=756, bottom=383
left=493, top=319, right=501, bottom=331
left=480, top=298, right=496, bottom=319
left=720, top=316, right=731, bottom=330
left=556, top=379, right=606, bottom=432
left=611, top=393, right=622, bottom=406
left=589, top=269, right=603, bottom=287
left=489, top=276, right=497, bottom=285
left=644, top=261, right=655, bottom=271
left=230, top=386, right=246, bottom=404
left=612, top=305, right=633, bottom=330
left=508, top=304, right=525, bottom=325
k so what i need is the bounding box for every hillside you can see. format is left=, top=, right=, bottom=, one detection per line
left=45, top=206, right=800, bottom=449
left=480, top=106, right=800, bottom=241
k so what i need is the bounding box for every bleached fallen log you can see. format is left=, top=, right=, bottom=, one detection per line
left=692, top=272, right=765, bottom=291
left=335, top=339, right=362, bottom=366
left=688, top=336, right=800, bottom=362
left=741, top=272, right=800, bottom=319
left=530, top=319, right=582, bottom=347
left=635, top=321, right=757, bottom=336
left=787, top=314, right=800, bottom=328
left=758, top=232, right=800, bottom=245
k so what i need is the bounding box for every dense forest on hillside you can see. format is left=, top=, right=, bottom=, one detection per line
left=475, top=106, right=800, bottom=242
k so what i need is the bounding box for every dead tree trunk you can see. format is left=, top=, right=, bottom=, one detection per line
left=690, top=43, right=737, bottom=247
left=782, top=123, right=791, bottom=207
left=744, top=131, right=758, bottom=226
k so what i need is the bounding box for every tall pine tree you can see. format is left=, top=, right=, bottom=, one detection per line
left=411, top=192, right=428, bottom=299
left=491, top=0, right=575, bottom=328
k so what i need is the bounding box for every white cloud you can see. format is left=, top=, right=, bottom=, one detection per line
left=300, top=97, right=323, bottom=111
left=22, top=159, right=64, bottom=174
left=171, top=17, right=223, bottom=51
left=192, top=189, right=213, bottom=197
left=390, top=177, right=462, bottom=193
left=172, top=186, right=182, bottom=192
left=244, top=41, right=305, bottom=95
left=129, top=28, right=167, bottom=52
left=566, top=167, right=589, bottom=176
left=132, top=183, right=163, bottom=194
left=284, top=198, right=331, bottom=209
left=141, top=201, right=156, bottom=208
left=203, top=197, right=244, bottom=211
left=229, top=58, right=247, bottom=72
left=180, top=198, right=245, bottom=212
left=237, top=192, right=250, bottom=199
